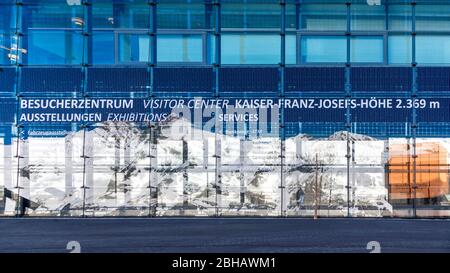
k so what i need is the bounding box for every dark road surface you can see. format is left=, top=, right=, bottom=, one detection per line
left=0, top=218, right=448, bottom=253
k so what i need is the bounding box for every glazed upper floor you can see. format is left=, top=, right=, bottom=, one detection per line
left=2, top=0, right=450, bottom=65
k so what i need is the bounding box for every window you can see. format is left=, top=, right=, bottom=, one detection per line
left=157, top=35, right=203, bottom=63
left=416, top=5, right=450, bottom=31
left=92, top=2, right=149, bottom=29
left=27, top=31, right=83, bottom=65
left=222, top=4, right=280, bottom=29
left=157, top=4, right=207, bottom=29
left=92, top=31, right=114, bottom=64
left=0, top=34, right=15, bottom=65
left=286, top=4, right=296, bottom=30
left=350, top=36, right=383, bottom=63
left=23, top=3, right=83, bottom=30
left=300, top=4, right=347, bottom=31
left=118, top=34, right=149, bottom=63
left=207, top=34, right=216, bottom=64
left=301, top=36, right=346, bottom=63
left=416, top=36, right=450, bottom=64
left=221, top=34, right=280, bottom=64
left=351, top=3, right=386, bottom=31
left=388, top=4, right=412, bottom=31
left=286, top=34, right=296, bottom=65
left=0, top=5, right=15, bottom=33
left=388, top=35, right=411, bottom=64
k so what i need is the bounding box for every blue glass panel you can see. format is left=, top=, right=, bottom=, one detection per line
left=351, top=67, right=412, bottom=92
left=0, top=34, right=16, bottom=65
left=416, top=4, right=450, bottom=31
left=286, top=4, right=296, bottom=29
left=286, top=34, right=296, bottom=65
left=286, top=67, right=345, bottom=92
left=350, top=36, right=383, bottom=63
left=0, top=67, right=15, bottom=93
left=300, top=4, right=347, bottom=31
left=0, top=4, right=15, bottom=34
left=351, top=3, right=386, bottom=31
left=23, top=2, right=83, bottom=30
left=155, top=68, right=213, bottom=93
left=388, top=4, right=412, bottom=31
left=92, top=32, right=115, bottom=64
left=388, top=35, right=412, bottom=64
left=27, top=31, right=83, bottom=65
left=301, top=36, right=346, bottom=63
left=157, top=35, right=203, bottom=63
left=21, top=67, right=83, bottom=94
left=222, top=34, right=280, bottom=64
left=220, top=68, right=279, bottom=92
left=207, top=34, right=216, bottom=64
left=118, top=34, right=149, bottom=63
left=157, top=4, right=206, bottom=29
left=222, top=4, right=280, bottom=29
left=418, top=67, right=450, bottom=92
left=88, top=68, right=148, bottom=93
left=416, top=36, right=450, bottom=64
left=92, top=1, right=149, bottom=29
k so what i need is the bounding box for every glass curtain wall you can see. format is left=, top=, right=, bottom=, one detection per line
left=0, top=0, right=449, bottom=217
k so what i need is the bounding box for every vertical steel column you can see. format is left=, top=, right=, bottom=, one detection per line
left=182, top=140, right=189, bottom=214
left=203, top=138, right=209, bottom=203
left=15, top=0, right=29, bottom=212
left=383, top=138, right=391, bottom=209
left=411, top=0, right=418, bottom=218
left=114, top=138, right=120, bottom=208
left=384, top=0, right=389, bottom=65
left=147, top=0, right=157, bottom=217
left=213, top=0, right=221, bottom=217
left=279, top=0, right=287, bottom=217
left=296, top=0, right=301, bottom=35
left=239, top=139, right=245, bottom=205
left=80, top=0, right=91, bottom=217
left=124, top=137, right=131, bottom=206
left=345, top=1, right=352, bottom=218
left=13, top=0, right=23, bottom=217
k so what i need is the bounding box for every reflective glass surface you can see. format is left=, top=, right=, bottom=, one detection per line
left=0, top=1, right=450, bottom=218
left=0, top=33, right=15, bottom=65
left=350, top=36, right=384, bottom=63
left=351, top=3, right=386, bottom=31
left=416, top=36, right=450, bottom=64
left=157, top=34, right=203, bottom=63
left=27, top=31, right=83, bottom=65
left=300, top=4, right=347, bottom=31
left=0, top=4, right=15, bottom=34
left=92, top=1, right=149, bottom=29
left=388, top=4, right=412, bottom=31
left=221, top=34, right=280, bottom=64
left=416, top=5, right=450, bottom=31
left=222, top=4, right=281, bottom=29
left=118, top=34, right=149, bottom=63
left=301, top=36, right=346, bottom=63
left=23, top=3, right=83, bottom=30
left=388, top=35, right=411, bottom=64
left=158, top=4, right=207, bottom=29
left=92, top=31, right=115, bottom=64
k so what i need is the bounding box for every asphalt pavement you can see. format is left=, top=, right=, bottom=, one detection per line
left=0, top=218, right=448, bottom=253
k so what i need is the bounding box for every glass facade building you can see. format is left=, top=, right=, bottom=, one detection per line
left=0, top=0, right=449, bottom=217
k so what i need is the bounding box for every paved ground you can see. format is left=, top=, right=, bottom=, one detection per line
left=0, top=218, right=448, bottom=253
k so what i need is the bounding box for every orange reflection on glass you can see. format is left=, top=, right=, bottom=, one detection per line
left=388, top=142, right=449, bottom=200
